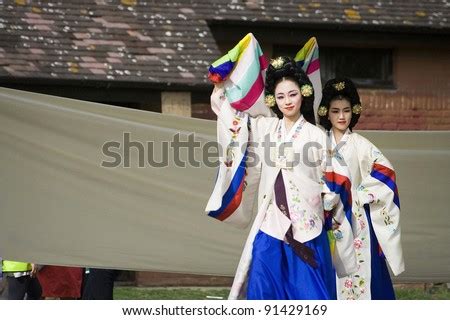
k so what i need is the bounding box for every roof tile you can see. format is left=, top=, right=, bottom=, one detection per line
left=0, top=1, right=448, bottom=86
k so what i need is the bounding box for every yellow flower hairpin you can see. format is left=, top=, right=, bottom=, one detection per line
left=352, top=103, right=363, bottom=114
left=318, top=106, right=328, bottom=117
left=270, top=57, right=285, bottom=69
left=333, top=81, right=345, bottom=91
left=264, top=94, right=276, bottom=107
left=300, top=84, right=313, bottom=97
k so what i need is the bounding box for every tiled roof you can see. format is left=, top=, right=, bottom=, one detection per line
left=0, top=0, right=220, bottom=87
left=206, top=0, right=450, bottom=31
left=0, top=0, right=448, bottom=87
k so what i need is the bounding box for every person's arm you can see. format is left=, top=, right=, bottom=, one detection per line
left=356, top=142, right=404, bottom=276
left=30, top=263, right=38, bottom=278
left=321, top=139, right=358, bottom=277
left=205, top=86, right=263, bottom=228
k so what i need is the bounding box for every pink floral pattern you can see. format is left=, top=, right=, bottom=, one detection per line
left=287, top=179, right=320, bottom=231
left=339, top=203, right=369, bottom=300
left=354, top=238, right=363, bottom=249
left=344, top=279, right=353, bottom=288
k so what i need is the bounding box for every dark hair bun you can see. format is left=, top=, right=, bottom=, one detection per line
left=318, top=78, right=362, bottom=131
left=265, top=56, right=315, bottom=124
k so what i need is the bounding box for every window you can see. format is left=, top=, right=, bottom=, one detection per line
left=273, top=45, right=394, bottom=89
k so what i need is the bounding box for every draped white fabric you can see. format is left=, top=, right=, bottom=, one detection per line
left=0, top=87, right=449, bottom=282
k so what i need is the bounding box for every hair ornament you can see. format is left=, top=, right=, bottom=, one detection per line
left=270, top=57, right=285, bottom=69
left=264, top=94, right=276, bottom=107
left=333, top=81, right=346, bottom=91
left=352, top=103, right=362, bottom=114
left=300, top=84, right=313, bottom=97
left=318, top=105, right=328, bottom=117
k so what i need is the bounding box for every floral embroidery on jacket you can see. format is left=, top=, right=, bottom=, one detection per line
left=340, top=274, right=367, bottom=300
left=224, top=111, right=244, bottom=168
left=287, top=179, right=320, bottom=231
left=354, top=238, right=363, bottom=249
left=339, top=201, right=369, bottom=300
left=340, top=238, right=368, bottom=299
left=381, top=206, right=394, bottom=226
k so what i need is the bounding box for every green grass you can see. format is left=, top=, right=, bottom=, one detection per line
left=114, top=287, right=230, bottom=300
left=114, top=285, right=450, bottom=300
left=395, top=286, right=449, bottom=300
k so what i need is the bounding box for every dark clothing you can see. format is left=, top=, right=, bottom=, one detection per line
left=7, top=275, right=42, bottom=300
left=82, top=268, right=118, bottom=300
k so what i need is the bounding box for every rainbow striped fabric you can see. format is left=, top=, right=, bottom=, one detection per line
left=207, top=150, right=248, bottom=222
left=208, top=33, right=271, bottom=117
left=324, top=171, right=353, bottom=223
left=295, top=37, right=320, bottom=75
left=294, top=37, right=322, bottom=122
left=371, top=163, right=400, bottom=209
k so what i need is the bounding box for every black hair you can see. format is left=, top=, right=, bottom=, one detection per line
left=318, top=78, right=361, bottom=131
left=265, top=56, right=315, bottom=125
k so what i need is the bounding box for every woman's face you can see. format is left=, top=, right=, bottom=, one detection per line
left=274, top=79, right=302, bottom=119
left=328, top=98, right=352, bottom=133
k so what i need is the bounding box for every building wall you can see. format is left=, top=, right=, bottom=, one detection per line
left=192, top=102, right=215, bottom=120
left=357, top=48, right=450, bottom=130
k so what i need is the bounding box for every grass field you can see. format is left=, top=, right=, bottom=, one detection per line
left=114, top=284, right=450, bottom=300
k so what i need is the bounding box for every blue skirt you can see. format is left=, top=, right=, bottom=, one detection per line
left=247, top=229, right=336, bottom=300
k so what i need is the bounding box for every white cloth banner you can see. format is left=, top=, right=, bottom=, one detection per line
left=0, top=87, right=449, bottom=282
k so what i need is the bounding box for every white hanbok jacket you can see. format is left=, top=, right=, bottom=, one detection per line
left=328, top=130, right=404, bottom=300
